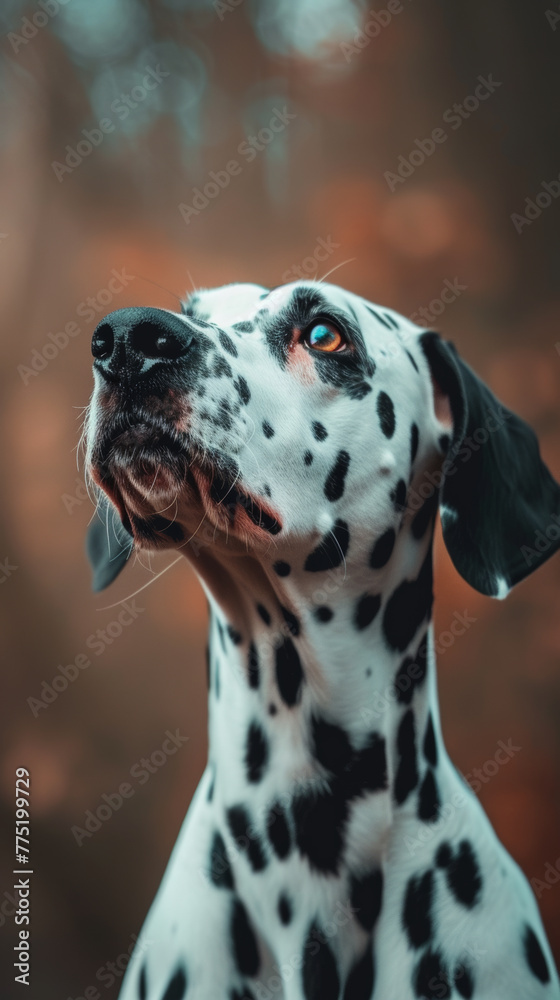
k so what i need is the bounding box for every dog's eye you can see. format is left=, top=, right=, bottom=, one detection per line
left=304, top=321, right=346, bottom=353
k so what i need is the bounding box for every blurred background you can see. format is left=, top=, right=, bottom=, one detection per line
left=1, top=0, right=559, bottom=995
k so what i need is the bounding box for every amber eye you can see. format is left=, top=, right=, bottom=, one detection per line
left=304, top=321, right=346, bottom=353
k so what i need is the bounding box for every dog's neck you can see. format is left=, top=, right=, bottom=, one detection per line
left=192, top=516, right=443, bottom=828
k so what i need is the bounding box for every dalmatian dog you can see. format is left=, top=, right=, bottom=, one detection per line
left=85, top=279, right=560, bottom=1000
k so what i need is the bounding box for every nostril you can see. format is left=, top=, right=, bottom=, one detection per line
left=130, top=321, right=189, bottom=360
left=92, top=323, right=114, bottom=360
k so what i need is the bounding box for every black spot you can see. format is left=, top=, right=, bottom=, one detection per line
left=383, top=548, right=433, bottom=652
left=292, top=785, right=349, bottom=874
left=343, top=946, right=375, bottom=1000
left=437, top=840, right=482, bottom=908
left=347, top=732, right=387, bottom=796
left=292, top=727, right=386, bottom=877
left=377, top=391, right=395, bottom=438
left=275, top=637, right=304, bottom=707
left=304, top=519, right=350, bottom=572
left=161, top=967, right=187, bottom=1000
left=350, top=868, right=383, bottom=932
left=438, top=433, right=451, bottom=453
left=212, top=354, right=233, bottom=378
left=312, top=421, right=328, bottom=441
left=311, top=716, right=354, bottom=776
left=266, top=802, right=292, bottom=859
left=256, top=604, right=271, bottom=626
left=411, top=492, right=438, bottom=540
left=410, top=423, right=419, bottom=464
left=278, top=893, right=293, bottom=925
left=138, top=964, right=147, bottom=1000
left=262, top=420, right=275, bottom=438
left=367, top=305, right=392, bottom=330
left=227, top=624, right=243, bottom=645
left=246, top=836, right=267, bottom=873
left=281, top=605, right=300, bottom=636
left=391, top=478, right=408, bottom=512
left=231, top=899, right=260, bottom=978
left=435, top=842, right=452, bottom=869
left=226, top=806, right=268, bottom=872
left=354, top=593, right=381, bottom=630
left=394, top=709, right=418, bottom=805
left=418, top=770, right=440, bottom=822
left=273, top=560, right=291, bottom=577
left=423, top=714, right=438, bottom=766
left=302, top=922, right=340, bottom=1000
left=454, top=962, right=475, bottom=998
left=402, top=869, right=434, bottom=948
left=219, top=330, right=238, bottom=357
left=405, top=349, right=419, bottom=373
left=314, top=606, right=333, bottom=623
left=268, top=703, right=277, bottom=716
left=324, top=450, right=351, bottom=502
left=393, top=635, right=428, bottom=704
left=304, top=450, right=314, bottom=466
left=247, top=642, right=260, bottom=689
left=245, top=722, right=269, bottom=783
left=234, top=375, right=251, bottom=404
left=209, top=831, right=234, bottom=889
left=233, top=321, right=255, bottom=333
left=311, top=713, right=387, bottom=795
left=262, top=483, right=271, bottom=497
left=523, top=925, right=550, bottom=984
left=414, top=949, right=450, bottom=999
left=370, top=528, right=396, bottom=569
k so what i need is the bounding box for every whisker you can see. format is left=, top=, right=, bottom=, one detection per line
left=328, top=527, right=347, bottom=581
left=316, top=257, right=357, bottom=284
left=134, top=273, right=183, bottom=306
left=146, top=467, right=161, bottom=496
left=96, top=556, right=184, bottom=611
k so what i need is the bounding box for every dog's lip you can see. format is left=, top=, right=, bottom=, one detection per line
left=192, top=464, right=283, bottom=536
left=89, top=470, right=133, bottom=534
left=90, top=415, right=283, bottom=537
left=94, top=415, right=186, bottom=464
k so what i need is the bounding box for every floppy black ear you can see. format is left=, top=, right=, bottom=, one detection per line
left=420, top=331, right=560, bottom=598
left=86, top=495, right=133, bottom=592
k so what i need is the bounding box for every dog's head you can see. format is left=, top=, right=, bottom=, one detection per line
left=85, top=280, right=560, bottom=596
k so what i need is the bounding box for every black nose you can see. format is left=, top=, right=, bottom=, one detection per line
left=91, top=307, right=195, bottom=382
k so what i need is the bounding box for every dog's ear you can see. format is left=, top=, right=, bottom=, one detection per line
left=86, top=495, right=133, bottom=591
left=419, top=331, right=560, bottom=598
